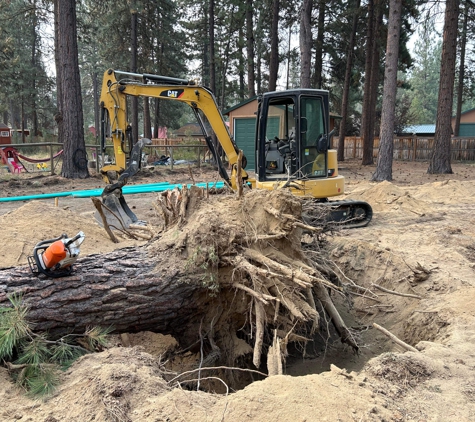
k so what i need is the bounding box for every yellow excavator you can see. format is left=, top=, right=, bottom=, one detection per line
left=98, top=69, right=372, bottom=228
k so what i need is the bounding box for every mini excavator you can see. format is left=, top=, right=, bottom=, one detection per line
left=97, top=69, right=372, bottom=229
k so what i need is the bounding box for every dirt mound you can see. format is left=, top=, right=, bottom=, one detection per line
left=349, top=180, right=433, bottom=214
left=411, top=179, right=475, bottom=204
left=365, top=352, right=433, bottom=389
left=50, top=347, right=171, bottom=422
left=0, top=201, right=144, bottom=269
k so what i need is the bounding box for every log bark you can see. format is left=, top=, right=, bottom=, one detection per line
left=0, top=247, right=211, bottom=342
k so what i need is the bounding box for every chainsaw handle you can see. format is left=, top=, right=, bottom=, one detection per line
left=64, top=233, right=81, bottom=247
left=33, top=234, right=67, bottom=250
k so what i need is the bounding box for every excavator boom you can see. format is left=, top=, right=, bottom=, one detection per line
left=100, top=69, right=247, bottom=188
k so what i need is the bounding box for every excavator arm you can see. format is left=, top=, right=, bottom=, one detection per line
left=100, top=69, right=248, bottom=189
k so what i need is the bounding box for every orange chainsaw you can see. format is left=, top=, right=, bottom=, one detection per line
left=28, top=232, right=86, bottom=278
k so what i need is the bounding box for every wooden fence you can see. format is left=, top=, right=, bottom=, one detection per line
left=340, top=136, right=475, bottom=161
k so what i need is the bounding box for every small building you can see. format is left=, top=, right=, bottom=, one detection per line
left=0, top=124, right=11, bottom=145
left=452, top=108, right=475, bottom=136
left=223, top=97, right=258, bottom=170
left=223, top=97, right=340, bottom=171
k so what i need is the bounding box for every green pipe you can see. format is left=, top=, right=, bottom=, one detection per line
left=0, top=181, right=224, bottom=202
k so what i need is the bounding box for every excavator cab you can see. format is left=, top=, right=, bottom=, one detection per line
left=255, top=89, right=340, bottom=198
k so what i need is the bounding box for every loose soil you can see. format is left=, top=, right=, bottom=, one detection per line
left=1, top=160, right=475, bottom=421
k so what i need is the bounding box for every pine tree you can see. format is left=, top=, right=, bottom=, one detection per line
left=56, top=0, right=89, bottom=178
left=428, top=0, right=460, bottom=174
left=372, top=0, right=403, bottom=182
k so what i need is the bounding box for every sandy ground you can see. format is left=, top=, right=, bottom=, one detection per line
left=1, top=160, right=475, bottom=421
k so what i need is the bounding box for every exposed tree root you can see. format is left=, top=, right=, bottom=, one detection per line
left=153, top=186, right=361, bottom=378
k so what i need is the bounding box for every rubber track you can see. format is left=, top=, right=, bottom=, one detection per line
left=322, top=200, right=373, bottom=228
left=305, top=200, right=373, bottom=229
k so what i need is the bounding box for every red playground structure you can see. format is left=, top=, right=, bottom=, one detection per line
left=0, top=146, right=63, bottom=174
left=0, top=146, right=25, bottom=173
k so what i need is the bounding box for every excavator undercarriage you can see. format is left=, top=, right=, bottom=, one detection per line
left=303, top=199, right=373, bottom=230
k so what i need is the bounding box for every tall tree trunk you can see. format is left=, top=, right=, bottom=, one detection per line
left=209, top=0, right=216, bottom=94
left=286, top=27, right=291, bottom=89
left=131, top=6, right=139, bottom=145
left=361, top=0, right=382, bottom=165
left=268, top=0, right=279, bottom=91
left=372, top=0, right=402, bottom=181
left=21, top=98, right=25, bottom=143
left=300, top=0, right=312, bottom=88
left=220, top=6, right=236, bottom=108
left=246, top=0, right=256, bottom=97
left=93, top=72, right=100, bottom=144
left=153, top=98, right=160, bottom=139
left=203, top=40, right=209, bottom=86
left=366, top=1, right=383, bottom=164
left=360, top=0, right=374, bottom=164
left=30, top=0, right=39, bottom=138
left=238, top=19, right=245, bottom=101
left=428, top=0, right=459, bottom=174
left=57, top=0, right=89, bottom=179
left=313, top=0, right=325, bottom=89
left=338, top=0, right=361, bottom=162
left=255, top=10, right=264, bottom=93
left=454, top=6, right=467, bottom=137
left=239, top=28, right=245, bottom=101
left=54, top=0, right=64, bottom=145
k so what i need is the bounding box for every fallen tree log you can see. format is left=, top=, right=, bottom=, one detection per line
left=1, top=187, right=358, bottom=374
left=0, top=247, right=213, bottom=341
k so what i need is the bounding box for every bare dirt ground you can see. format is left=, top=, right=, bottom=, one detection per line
left=2, top=160, right=475, bottom=421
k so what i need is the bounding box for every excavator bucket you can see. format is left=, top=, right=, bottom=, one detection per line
left=95, top=187, right=139, bottom=229
left=95, top=138, right=151, bottom=229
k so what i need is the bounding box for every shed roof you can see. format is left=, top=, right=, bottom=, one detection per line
left=223, top=96, right=258, bottom=115
left=401, top=124, right=436, bottom=135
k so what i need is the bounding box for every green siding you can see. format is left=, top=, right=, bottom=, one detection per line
left=234, top=118, right=256, bottom=170
left=459, top=124, right=475, bottom=137
left=234, top=117, right=280, bottom=171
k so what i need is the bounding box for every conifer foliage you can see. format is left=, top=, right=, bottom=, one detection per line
left=0, top=294, right=111, bottom=396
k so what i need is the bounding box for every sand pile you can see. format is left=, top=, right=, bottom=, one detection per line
left=349, top=180, right=433, bottom=214
left=411, top=180, right=475, bottom=204
left=0, top=201, right=144, bottom=268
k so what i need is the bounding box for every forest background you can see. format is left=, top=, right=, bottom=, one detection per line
left=0, top=0, right=474, bottom=177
